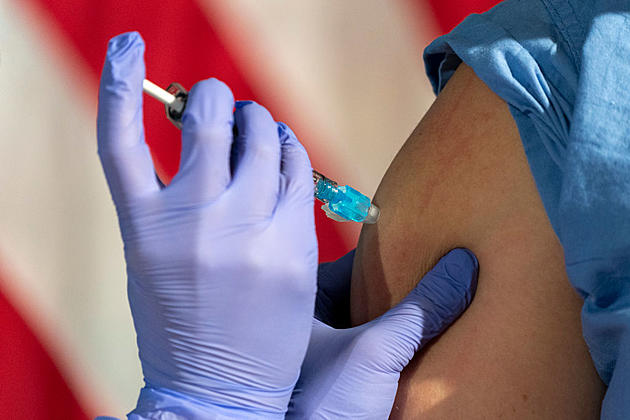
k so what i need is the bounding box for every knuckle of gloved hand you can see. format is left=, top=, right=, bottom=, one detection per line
left=247, top=136, right=279, bottom=162
left=189, top=126, right=233, bottom=152
left=182, top=112, right=232, bottom=141
left=283, top=258, right=317, bottom=291
left=242, top=245, right=315, bottom=295
left=236, top=242, right=280, bottom=282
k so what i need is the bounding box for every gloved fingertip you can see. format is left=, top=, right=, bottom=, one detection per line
left=277, top=122, right=308, bottom=155
left=443, top=248, right=479, bottom=304
left=182, top=78, right=235, bottom=127
left=235, top=100, right=254, bottom=109
left=277, top=121, right=293, bottom=138
left=106, top=31, right=145, bottom=62
left=101, top=32, right=145, bottom=97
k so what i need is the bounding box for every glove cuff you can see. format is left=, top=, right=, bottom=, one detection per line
left=128, top=386, right=285, bottom=420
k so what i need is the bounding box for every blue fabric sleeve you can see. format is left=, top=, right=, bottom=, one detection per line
left=423, top=1, right=630, bottom=418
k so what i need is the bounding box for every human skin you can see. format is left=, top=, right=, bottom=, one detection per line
left=350, top=64, right=605, bottom=418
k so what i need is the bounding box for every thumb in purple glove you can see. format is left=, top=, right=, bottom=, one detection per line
left=287, top=248, right=478, bottom=419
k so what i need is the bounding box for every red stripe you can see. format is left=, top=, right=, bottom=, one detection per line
left=0, top=279, right=88, bottom=419
left=421, top=0, right=503, bottom=33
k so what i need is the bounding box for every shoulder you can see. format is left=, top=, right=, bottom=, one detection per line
left=424, top=0, right=629, bottom=97
left=423, top=0, right=578, bottom=100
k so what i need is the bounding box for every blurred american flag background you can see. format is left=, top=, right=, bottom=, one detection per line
left=0, top=0, right=498, bottom=417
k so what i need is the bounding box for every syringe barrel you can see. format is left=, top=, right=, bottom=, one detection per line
left=314, top=176, right=379, bottom=224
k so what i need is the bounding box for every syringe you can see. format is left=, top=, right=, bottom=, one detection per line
left=142, top=79, right=380, bottom=224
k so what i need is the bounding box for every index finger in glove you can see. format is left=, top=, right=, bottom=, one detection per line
left=97, top=32, right=159, bottom=207
left=171, top=78, right=235, bottom=204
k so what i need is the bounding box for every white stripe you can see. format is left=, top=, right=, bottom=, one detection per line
left=199, top=0, right=439, bottom=200
left=0, top=0, right=139, bottom=415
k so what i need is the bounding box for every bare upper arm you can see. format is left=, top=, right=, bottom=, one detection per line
left=350, top=64, right=604, bottom=418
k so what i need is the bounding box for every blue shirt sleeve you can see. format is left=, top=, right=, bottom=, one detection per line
left=423, top=1, right=630, bottom=418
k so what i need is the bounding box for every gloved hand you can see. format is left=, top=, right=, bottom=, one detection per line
left=287, top=248, right=478, bottom=419
left=314, top=249, right=356, bottom=328
left=98, top=32, right=318, bottom=419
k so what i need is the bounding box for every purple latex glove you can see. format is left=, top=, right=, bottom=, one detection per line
left=288, top=248, right=478, bottom=419
left=98, top=32, right=317, bottom=419
left=314, top=249, right=355, bottom=328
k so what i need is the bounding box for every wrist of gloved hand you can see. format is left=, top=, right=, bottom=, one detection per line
left=129, top=386, right=286, bottom=420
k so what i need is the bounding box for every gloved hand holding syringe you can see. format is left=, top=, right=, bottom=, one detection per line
left=142, top=79, right=380, bottom=224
